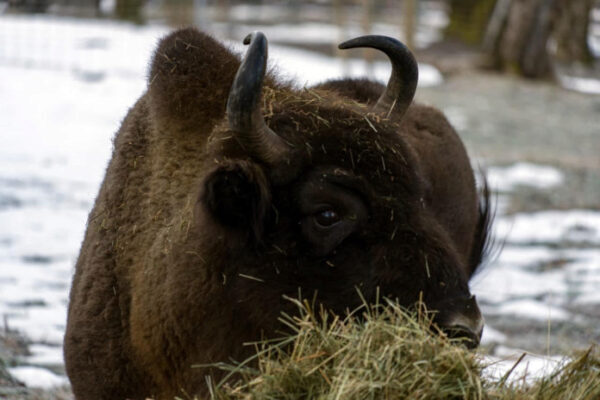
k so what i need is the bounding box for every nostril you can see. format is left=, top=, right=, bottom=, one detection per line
left=431, top=295, right=484, bottom=349
left=441, top=324, right=481, bottom=349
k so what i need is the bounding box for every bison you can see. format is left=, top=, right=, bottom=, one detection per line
left=64, top=28, right=491, bottom=399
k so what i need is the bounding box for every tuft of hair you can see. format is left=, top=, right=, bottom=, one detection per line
left=147, top=28, right=241, bottom=135
left=467, top=173, right=497, bottom=278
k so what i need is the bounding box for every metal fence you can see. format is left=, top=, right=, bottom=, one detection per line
left=0, top=0, right=447, bottom=72
left=0, top=0, right=598, bottom=76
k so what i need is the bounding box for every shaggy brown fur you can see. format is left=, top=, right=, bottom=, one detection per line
left=64, top=28, right=491, bottom=399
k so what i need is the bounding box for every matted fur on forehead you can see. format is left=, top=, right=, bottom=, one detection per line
left=267, top=90, right=424, bottom=197
left=204, top=84, right=427, bottom=208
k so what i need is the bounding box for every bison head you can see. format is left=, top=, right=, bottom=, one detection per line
left=197, top=32, right=486, bottom=345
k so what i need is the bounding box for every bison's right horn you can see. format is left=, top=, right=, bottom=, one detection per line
left=227, top=31, right=290, bottom=165
left=339, top=35, right=418, bottom=119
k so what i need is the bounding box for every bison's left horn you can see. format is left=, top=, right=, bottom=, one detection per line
left=227, top=31, right=290, bottom=165
left=339, top=35, right=418, bottom=119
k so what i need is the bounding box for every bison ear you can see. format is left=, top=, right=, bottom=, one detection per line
left=202, top=161, right=270, bottom=238
left=148, top=28, right=240, bottom=135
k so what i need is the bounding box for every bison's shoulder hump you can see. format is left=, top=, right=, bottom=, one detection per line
left=401, top=103, right=459, bottom=139
left=312, top=78, right=385, bottom=106
left=148, top=28, right=241, bottom=135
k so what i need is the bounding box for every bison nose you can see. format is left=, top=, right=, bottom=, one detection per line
left=440, top=317, right=483, bottom=349
left=439, top=295, right=484, bottom=349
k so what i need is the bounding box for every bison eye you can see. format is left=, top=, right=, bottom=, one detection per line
left=298, top=170, right=369, bottom=256
left=314, top=208, right=341, bottom=228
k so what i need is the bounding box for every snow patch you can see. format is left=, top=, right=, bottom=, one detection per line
left=491, top=299, right=570, bottom=321
left=8, top=366, right=69, bottom=389
left=487, top=163, right=564, bottom=192
left=472, top=259, right=568, bottom=304
left=559, top=74, right=600, bottom=95
left=267, top=43, right=442, bottom=88
left=481, top=325, right=508, bottom=345
left=483, top=348, right=563, bottom=385
left=496, top=210, right=600, bottom=245
left=26, top=344, right=66, bottom=366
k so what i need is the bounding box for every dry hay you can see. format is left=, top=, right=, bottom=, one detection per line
left=203, top=298, right=599, bottom=400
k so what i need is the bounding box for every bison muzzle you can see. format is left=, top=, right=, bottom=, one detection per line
left=64, top=28, right=492, bottom=399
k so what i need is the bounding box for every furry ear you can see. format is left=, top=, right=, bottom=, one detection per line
left=202, top=161, right=270, bottom=239
left=148, top=28, right=240, bottom=136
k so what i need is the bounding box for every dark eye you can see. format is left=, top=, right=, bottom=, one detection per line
left=314, top=209, right=341, bottom=227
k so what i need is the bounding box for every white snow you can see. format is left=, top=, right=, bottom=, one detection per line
left=483, top=348, right=563, bottom=385
left=496, top=210, right=600, bottom=245
left=8, top=366, right=69, bottom=389
left=480, top=324, right=507, bottom=345
left=487, top=163, right=564, bottom=192
left=26, top=344, right=66, bottom=366
left=566, top=249, right=600, bottom=304
left=558, top=74, right=600, bottom=95
left=0, top=15, right=169, bottom=389
left=472, top=260, right=568, bottom=304
left=0, top=18, right=166, bottom=357
left=268, top=43, right=442, bottom=87
left=492, top=299, right=570, bottom=321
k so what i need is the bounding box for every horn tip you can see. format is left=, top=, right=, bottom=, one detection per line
left=338, top=37, right=363, bottom=50
left=243, top=31, right=266, bottom=46
left=338, top=41, right=350, bottom=50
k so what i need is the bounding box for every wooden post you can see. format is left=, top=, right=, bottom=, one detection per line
left=361, top=0, right=374, bottom=77
left=334, top=0, right=350, bottom=76
left=483, top=0, right=512, bottom=53
left=403, top=0, right=416, bottom=50
left=194, top=0, right=208, bottom=29
left=215, top=0, right=232, bottom=39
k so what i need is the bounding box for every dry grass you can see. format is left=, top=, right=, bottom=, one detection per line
left=205, top=298, right=599, bottom=400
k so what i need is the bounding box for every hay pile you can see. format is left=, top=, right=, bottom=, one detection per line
left=205, top=298, right=599, bottom=400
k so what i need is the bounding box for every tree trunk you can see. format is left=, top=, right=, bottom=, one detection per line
left=497, top=0, right=556, bottom=77
left=446, top=0, right=498, bottom=45
left=115, top=0, right=145, bottom=23
left=448, top=0, right=596, bottom=78
left=553, top=0, right=595, bottom=64
left=403, top=0, right=416, bottom=51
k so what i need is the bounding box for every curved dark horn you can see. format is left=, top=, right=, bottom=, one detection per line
left=339, top=35, right=418, bottom=118
left=227, top=32, right=289, bottom=165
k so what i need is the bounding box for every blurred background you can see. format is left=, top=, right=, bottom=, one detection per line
left=1, top=0, right=599, bottom=397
